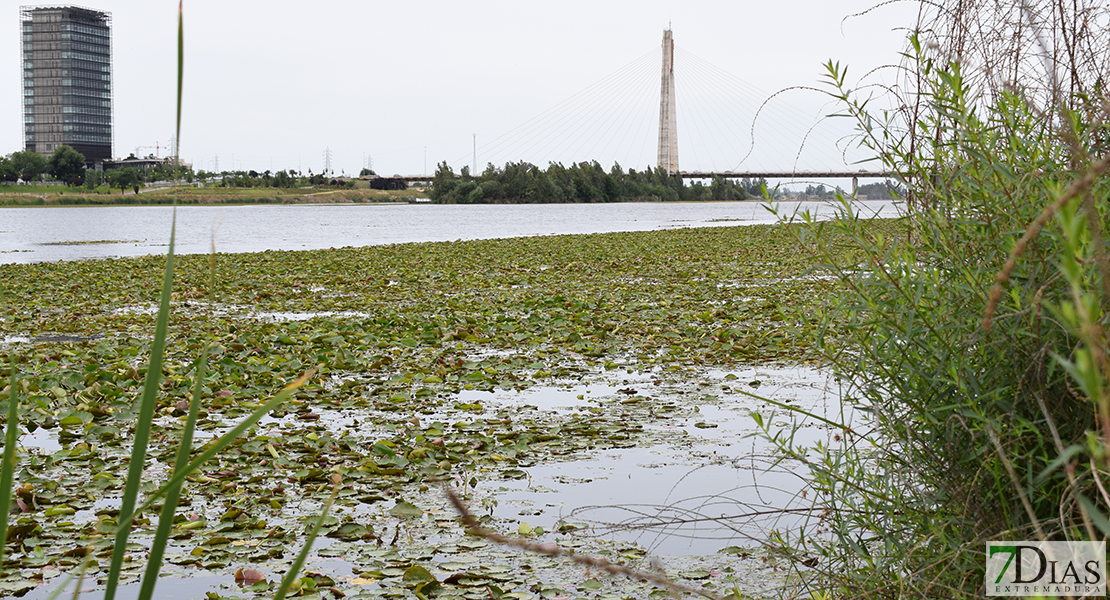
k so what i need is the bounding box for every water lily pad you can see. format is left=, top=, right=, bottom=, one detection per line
left=403, top=565, right=436, bottom=584
left=578, top=578, right=603, bottom=591
left=389, top=500, right=423, bottom=519
left=0, top=579, right=36, bottom=597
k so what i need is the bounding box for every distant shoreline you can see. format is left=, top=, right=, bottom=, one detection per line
left=0, top=191, right=782, bottom=208
left=0, top=186, right=427, bottom=208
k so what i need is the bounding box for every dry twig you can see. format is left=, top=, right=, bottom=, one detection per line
left=444, top=485, right=729, bottom=600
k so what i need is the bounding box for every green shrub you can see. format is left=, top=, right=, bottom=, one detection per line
left=769, top=18, right=1110, bottom=598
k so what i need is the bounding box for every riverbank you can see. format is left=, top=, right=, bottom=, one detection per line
left=0, top=221, right=895, bottom=598
left=0, top=186, right=427, bottom=207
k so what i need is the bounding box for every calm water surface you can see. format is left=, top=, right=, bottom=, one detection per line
left=0, top=200, right=896, bottom=264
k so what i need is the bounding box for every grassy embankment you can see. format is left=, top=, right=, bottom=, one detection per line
left=0, top=184, right=428, bottom=207
left=0, top=219, right=891, bottom=598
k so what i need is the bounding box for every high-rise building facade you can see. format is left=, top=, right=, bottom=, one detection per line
left=21, top=6, right=112, bottom=166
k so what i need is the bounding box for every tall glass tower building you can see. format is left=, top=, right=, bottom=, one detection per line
left=21, top=6, right=112, bottom=166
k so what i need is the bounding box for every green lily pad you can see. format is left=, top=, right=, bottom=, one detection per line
left=389, top=500, right=424, bottom=519
left=403, top=565, right=437, bottom=585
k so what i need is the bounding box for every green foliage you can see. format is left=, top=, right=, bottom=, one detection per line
left=0, top=361, right=19, bottom=578
left=47, top=145, right=86, bottom=183
left=140, top=160, right=195, bottom=184
left=103, top=210, right=180, bottom=600
left=0, top=157, right=16, bottom=183
left=272, top=169, right=295, bottom=188
left=801, top=184, right=840, bottom=199
left=84, top=169, right=102, bottom=191
left=107, top=167, right=141, bottom=194
left=9, top=150, right=48, bottom=183
left=430, top=160, right=751, bottom=203
left=767, top=37, right=1110, bottom=598
left=737, top=177, right=769, bottom=198
left=856, top=180, right=902, bottom=199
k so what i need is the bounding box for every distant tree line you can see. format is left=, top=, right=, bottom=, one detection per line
left=800, top=181, right=903, bottom=199
left=856, top=181, right=903, bottom=199
left=0, top=145, right=370, bottom=194
left=430, top=161, right=770, bottom=204
left=199, top=169, right=354, bottom=189
left=0, top=145, right=86, bottom=185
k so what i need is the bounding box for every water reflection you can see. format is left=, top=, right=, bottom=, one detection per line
left=472, top=365, right=849, bottom=556
left=21, top=574, right=227, bottom=600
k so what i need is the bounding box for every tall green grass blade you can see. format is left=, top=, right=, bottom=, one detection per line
left=137, top=345, right=208, bottom=600
left=66, top=559, right=89, bottom=600
left=135, top=5, right=189, bottom=596
left=113, top=369, right=315, bottom=534
left=1077, top=493, right=1110, bottom=539
left=104, top=209, right=177, bottom=600
left=0, top=357, right=20, bottom=577
left=274, top=474, right=341, bottom=600
left=68, top=579, right=82, bottom=600
left=175, top=0, right=183, bottom=152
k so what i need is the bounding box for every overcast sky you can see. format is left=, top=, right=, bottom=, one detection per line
left=3, top=1, right=921, bottom=178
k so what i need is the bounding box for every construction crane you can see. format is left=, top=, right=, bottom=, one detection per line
left=133, top=141, right=165, bottom=158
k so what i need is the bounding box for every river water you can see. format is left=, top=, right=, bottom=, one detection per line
left=0, top=200, right=896, bottom=264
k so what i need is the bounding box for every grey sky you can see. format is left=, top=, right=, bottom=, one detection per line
left=4, top=1, right=920, bottom=177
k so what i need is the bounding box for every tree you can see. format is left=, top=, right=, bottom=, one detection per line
left=0, top=156, right=17, bottom=183
left=85, top=169, right=102, bottom=192
left=359, top=167, right=375, bottom=176
left=48, top=145, right=86, bottom=183
left=272, top=170, right=294, bottom=188
left=9, top=150, right=48, bottom=182
left=108, top=167, right=141, bottom=194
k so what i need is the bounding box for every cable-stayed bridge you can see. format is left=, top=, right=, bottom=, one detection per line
left=381, top=29, right=893, bottom=187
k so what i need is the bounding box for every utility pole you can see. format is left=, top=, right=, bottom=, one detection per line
left=472, top=134, right=477, bottom=175
left=323, top=147, right=333, bottom=175
left=214, top=154, right=219, bottom=172
left=424, top=146, right=427, bottom=176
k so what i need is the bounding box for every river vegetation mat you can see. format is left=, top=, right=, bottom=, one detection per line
left=0, top=221, right=896, bottom=599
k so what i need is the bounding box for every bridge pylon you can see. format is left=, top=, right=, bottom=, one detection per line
left=657, top=28, right=679, bottom=176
